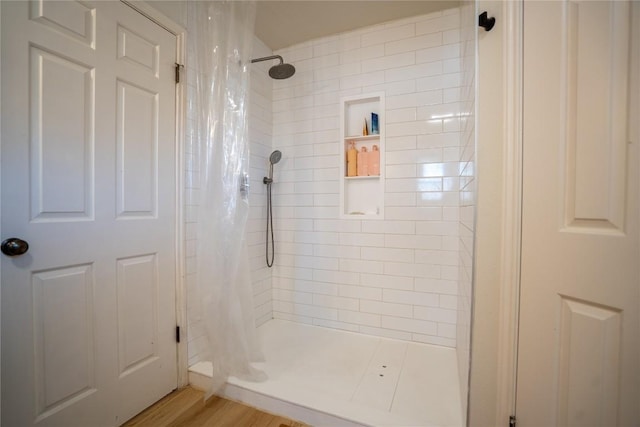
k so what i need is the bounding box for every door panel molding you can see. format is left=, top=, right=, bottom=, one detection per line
left=561, top=1, right=631, bottom=234
left=116, top=79, right=159, bottom=219
left=117, top=254, right=159, bottom=377
left=556, top=296, right=621, bottom=426
left=117, top=24, right=160, bottom=78
left=29, top=0, right=96, bottom=49
left=32, top=264, right=96, bottom=422
left=29, top=45, right=95, bottom=222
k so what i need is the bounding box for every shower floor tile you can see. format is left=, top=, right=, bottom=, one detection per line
left=189, top=319, right=462, bottom=427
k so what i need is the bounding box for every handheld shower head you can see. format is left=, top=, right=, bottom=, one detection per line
left=270, top=150, right=282, bottom=165
left=264, top=152, right=282, bottom=268
left=251, top=55, right=296, bottom=80
left=264, top=150, right=282, bottom=185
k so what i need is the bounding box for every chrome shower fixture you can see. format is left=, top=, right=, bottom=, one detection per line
left=251, top=55, right=296, bottom=79
left=270, top=149, right=282, bottom=164
left=264, top=150, right=282, bottom=268
left=263, top=150, right=282, bottom=184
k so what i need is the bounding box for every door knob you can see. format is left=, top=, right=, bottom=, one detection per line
left=1, top=238, right=29, bottom=256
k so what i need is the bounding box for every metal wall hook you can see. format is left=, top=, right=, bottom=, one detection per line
left=479, top=11, right=495, bottom=31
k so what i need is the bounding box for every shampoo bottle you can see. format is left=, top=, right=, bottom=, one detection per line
left=357, top=146, right=369, bottom=176
left=369, top=145, right=380, bottom=176
left=347, top=141, right=357, bottom=177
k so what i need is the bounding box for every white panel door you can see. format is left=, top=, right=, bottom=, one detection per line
left=1, top=1, right=178, bottom=425
left=517, top=1, right=639, bottom=426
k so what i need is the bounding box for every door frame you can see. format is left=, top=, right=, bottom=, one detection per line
left=495, top=0, right=523, bottom=423
left=120, top=0, right=189, bottom=389
left=0, top=2, right=3, bottom=421
left=471, top=0, right=523, bottom=425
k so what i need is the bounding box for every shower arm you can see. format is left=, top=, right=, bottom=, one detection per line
left=251, top=55, right=284, bottom=65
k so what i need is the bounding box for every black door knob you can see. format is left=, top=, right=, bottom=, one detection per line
left=1, top=238, right=29, bottom=256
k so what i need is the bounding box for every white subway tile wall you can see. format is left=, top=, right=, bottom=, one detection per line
left=457, top=2, right=476, bottom=422
left=271, top=8, right=463, bottom=347
left=186, top=38, right=274, bottom=367
left=247, top=39, right=275, bottom=328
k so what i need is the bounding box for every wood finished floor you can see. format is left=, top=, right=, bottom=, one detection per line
left=122, top=386, right=307, bottom=427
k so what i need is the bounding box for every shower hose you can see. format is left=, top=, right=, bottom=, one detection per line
left=266, top=181, right=275, bottom=267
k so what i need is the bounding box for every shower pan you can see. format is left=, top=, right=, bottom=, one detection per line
left=190, top=319, right=462, bottom=426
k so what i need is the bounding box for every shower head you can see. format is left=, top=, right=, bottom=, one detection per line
left=251, top=55, right=296, bottom=80
left=270, top=150, right=282, bottom=165
left=269, top=63, right=295, bottom=80
left=264, top=150, right=282, bottom=185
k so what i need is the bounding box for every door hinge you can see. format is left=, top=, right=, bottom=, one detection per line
left=175, top=63, right=184, bottom=84
left=509, top=415, right=516, bottom=427
left=176, top=326, right=181, bottom=343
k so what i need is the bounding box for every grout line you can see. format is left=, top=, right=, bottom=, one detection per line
left=388, top=341, right=410, bottom=413
left=349, top=338, right=381, bottom=402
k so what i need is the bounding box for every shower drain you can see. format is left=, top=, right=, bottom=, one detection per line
left=379, top=364, right=388, bottom=376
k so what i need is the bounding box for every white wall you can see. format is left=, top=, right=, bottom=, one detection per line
left=144, top=1, right=186, bottom=27
left=270, top=8, right=464, bottom=346
left=247, top=39, right=275, bottom=327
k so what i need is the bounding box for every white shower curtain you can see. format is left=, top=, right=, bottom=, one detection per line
left=187, top=0, right=265, bottom=397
